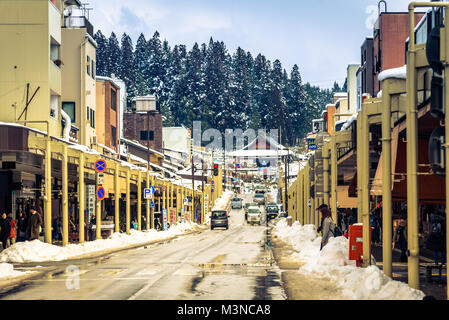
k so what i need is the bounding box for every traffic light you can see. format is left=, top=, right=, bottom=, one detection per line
left=263, top=169, right=268, bottom=180
left=213, top=164, right=219, bottom=176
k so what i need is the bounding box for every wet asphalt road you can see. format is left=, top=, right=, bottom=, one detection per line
left=0, top=192, right=286, bottom=300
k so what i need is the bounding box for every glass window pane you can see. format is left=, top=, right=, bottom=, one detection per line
left=62, top=102, right=75, bottom=122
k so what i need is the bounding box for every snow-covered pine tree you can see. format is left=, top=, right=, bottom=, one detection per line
left=133, top=33, right=150, bottom=97
left=94, top=30, right=108, bottom=77
left=119, top=33, right=135, bottom=111
left=230, top=47, right=251, bottom=131
left=106, top=32, right=121, bottom=77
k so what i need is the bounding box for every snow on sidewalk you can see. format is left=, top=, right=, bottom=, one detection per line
left=0, top=222, right=198, bottom=264
left=0, top=263, right=32, bottom=280
left=273, top=219, right=425, bottom=300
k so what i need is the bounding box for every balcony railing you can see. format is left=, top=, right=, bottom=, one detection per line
left=63, top=16, right=94, bottom=38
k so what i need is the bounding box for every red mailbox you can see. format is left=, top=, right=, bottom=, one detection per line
left=348, top=224, right=372, bottom=267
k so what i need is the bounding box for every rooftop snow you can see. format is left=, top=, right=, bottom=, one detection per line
left=378, top=65, right=407, bottom=82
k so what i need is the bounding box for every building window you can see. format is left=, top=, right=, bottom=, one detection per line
left=140, top=130, right=154, bottom=141
left=90, top=108, right=95, bottom=128
left=111, top=126, right=116, bottom=147
left=92, top=60, right=96, bottom=79
left=87, top=106, right=89, bottom=120
left=87, top=56, right=91, bottom=76
left=140, top=130, right=148, bottom=141
left=111, top=89, right=117, bottom=111
left=62, top=102, right=75, bottom=122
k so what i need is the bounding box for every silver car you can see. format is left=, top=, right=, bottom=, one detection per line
left=231, top=197, right=243, bottom=209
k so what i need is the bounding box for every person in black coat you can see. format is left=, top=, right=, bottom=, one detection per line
left=426, top=212, right=446, bottom=265
left=0, top=213, right=11, bottom=250
left=16, top=212, right=27, bottom=242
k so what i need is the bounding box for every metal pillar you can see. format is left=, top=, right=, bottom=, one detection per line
left=331, top=136, right=338, bottom=223
left=137, top=170, right=142, bottom=231
left=323, top=142, right=330, bottom=206
left=357, top=113, right=363, bottom=224
left=406, top=5, right=420, bottom=289
left=146, top=171, right=150, bottom=230
left=44, top=136, right=52, bottom=244
left=150, top=175, right=154, bottom=229
left=79, top=153, right=85, bottom=243
left=62, top=144, right=69, bottom=246
left=115, top=163, right=120, bottom=233
left=126, top=168, right=130, bottom=235
left=305, top=164, right=310, bottom=225
left=382, top=81, right=393, bottom=278
left=361, top=107, right=371, bottom=267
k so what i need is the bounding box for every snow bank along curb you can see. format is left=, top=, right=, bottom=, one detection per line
left=0, top=265, right=51, bottom=289
left=0, top=222, right=200, bottom=264
left=272, top=219, right=425, bottom=300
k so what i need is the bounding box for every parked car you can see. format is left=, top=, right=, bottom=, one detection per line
left=231, top=197, right=243, bottom=209
left=253, top=193, right=265, bottom=205
left=266, top=203, right=279, bottom=220
left=211, top=210, right=229, bottom=230
left=247, top=206, right=262, bottom=225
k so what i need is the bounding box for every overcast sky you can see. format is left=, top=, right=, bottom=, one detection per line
left=87, top=0, right=423, bottom=89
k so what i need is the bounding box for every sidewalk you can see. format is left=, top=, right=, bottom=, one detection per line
left=269, top=219, right=426, bottom=300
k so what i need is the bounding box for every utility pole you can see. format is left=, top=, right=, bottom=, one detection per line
left=191, top=138, right=195, bottom=222
left=223, top=147, right=226, bottom=191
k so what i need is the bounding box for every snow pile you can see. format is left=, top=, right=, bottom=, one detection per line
left=0, top=263, right=31, bottom=280
left=378, top=65, right=407, bottom=82
left=0, top=222, right=198, bottom=263
left=273, top=219, right=425, bottom=300
left=212, top=189, right=234, bottom=211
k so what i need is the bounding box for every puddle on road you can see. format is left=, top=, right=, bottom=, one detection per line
left=187, top=226, right=286, bottom=300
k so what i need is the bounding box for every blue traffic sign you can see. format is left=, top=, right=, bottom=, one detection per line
left=96, top=186, right=105, bottom=200
left=95, top=159, right=107, bottom=173
left=144, top=187, right=155, bottom=199
left=211, top=180, right=215, bottom=185
left=150, top=200, right=155, bottom=208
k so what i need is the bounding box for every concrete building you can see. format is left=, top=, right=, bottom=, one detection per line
left=347, top=64, right=360, bottom=115
left=372, top=12, right=425, bottom=95
left=0, top=0, right=66, bottom=137
left=123, top=96, right=163, bottom=154
left=360, top=38, right=375, bottom=98
left=96, top=76, right=121, bottom=155
left=163, top=126, right=192, bottom=163
left=61, top=1, right=97, bottom=147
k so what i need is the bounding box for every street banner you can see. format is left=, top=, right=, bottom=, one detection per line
left=162, top=209, right=168, bottom=230
left=169, top=208, right=176, bottom=225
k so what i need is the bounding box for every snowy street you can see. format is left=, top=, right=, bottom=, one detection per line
left=0, top=192, right=287, bottom=300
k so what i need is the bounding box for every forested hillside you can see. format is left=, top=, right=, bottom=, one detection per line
left=94, top=30, right=343, bottom=146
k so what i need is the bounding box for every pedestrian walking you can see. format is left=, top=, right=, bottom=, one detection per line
left=393, top=216, right=408, bottom=262
left=7, top=213, right=16, bottom=247
left=27, top=206, right=42, bottom=241
left=348, top=209, right=358, bottom=226
left=370, top=208, right=381, bottom=247
left=89, top=215, right=96, bottom=241
left=17, top=212, right=27, bottom=242
left=316, top=204, right=338, bottom=250
left=426, top=211, right=446, bottom=265
left=52, top=218, right=61, bottom=242
left=0, top=213, right=11, bottom=250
